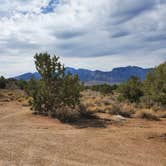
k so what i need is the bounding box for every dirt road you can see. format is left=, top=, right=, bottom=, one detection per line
left=0, top=101, right=166, bottom=166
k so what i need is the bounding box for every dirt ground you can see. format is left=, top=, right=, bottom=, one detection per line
left=0, top=100, right=166, bottom=166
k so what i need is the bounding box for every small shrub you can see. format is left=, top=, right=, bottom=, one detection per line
left=108, top=105, right=131, bottom=118
left=117, top=95, right=125, bottom=102
left=54, top=106, right=80, bottom=123
left=103, top=100, right=111, bottom=106
left=17, top=80, right=28, bottom=90
left=79, top=104, right=94, bottom=118
left=110, top=105, right=121, bottom=114
left=88, top=84, right=117, bottom=94
left=135, top=110, right=159, bottom=121
left=158, top=113, right=166, bottom=118
left=152, top=105, right=160, bottom=112
left=54, top=104, right=94, bottom=122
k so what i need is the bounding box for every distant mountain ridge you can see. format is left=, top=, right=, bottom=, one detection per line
left=15, top=66, right=151, bottom=84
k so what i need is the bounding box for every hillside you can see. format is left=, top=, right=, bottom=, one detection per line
left=15, top=66, right=150, bottom=84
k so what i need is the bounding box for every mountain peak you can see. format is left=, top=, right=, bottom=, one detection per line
left=15, top=66, right=151, bottom=84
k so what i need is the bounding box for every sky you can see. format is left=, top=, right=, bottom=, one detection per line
left=0, top=0, right=166, bottom=77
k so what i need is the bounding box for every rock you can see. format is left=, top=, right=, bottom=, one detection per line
left=113, top=115, right=126, bottom=121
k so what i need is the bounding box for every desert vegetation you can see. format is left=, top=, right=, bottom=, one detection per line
left=1, top=53, right=166, bottom=122
left=26, top=53, right=83, bottom=122
left=0, top=53, right=166, bottom=166
left=83, top=61, right=166, bottom=121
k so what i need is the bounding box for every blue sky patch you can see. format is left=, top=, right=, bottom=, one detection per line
left=41, top=0, right=59, bottom=14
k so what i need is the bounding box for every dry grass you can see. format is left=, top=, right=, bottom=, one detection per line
left=81, top=90, right=136, bottom=118
left=0, top=92, right=166, bottom=165
left=82, top=90, right=113, bottom=112
left=158, top=113, right=166, bottom=118
left=82, top=90, right=166, bottom=122
left=156, top=110, right=166, bottom=119
left=107, top=105, right=132, bottom=118
left=135, top=109, right=160, bottom=121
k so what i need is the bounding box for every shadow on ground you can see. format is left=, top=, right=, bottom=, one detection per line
left=65, top=115, right=112, bottom=129
left=33, top=112, right=112, bottom=129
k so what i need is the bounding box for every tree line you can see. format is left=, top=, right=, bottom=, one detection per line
left=86, top=61, right=166, bottom=109
left=118, top=62, right=166, bottom=108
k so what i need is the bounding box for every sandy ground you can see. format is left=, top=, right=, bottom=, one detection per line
left=0, top=101, right=166, bottom=166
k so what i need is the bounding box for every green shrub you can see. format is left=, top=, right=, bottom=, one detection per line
left=0, top=76, right=6, bottom=89
left=118, top=76, right=143, bottom=103
left=17, top=80, right=28, bottom=90
left=88, top=84, right=117, bottom=94
left=143, top=62, right=166, bottom=107
left=28, top=53, right=82, bottom=121
left=117, top=95, right=125, bottom=102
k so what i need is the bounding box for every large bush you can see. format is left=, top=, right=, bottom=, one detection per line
left=17, top=80, right=28, bottom=90
left=143, top=61, right=166, bottom=107
left=0, top=76, right=21, bottom=89
left=118, top=76, right=143, bottom=103
left=28, top=53, right=82, bottom=118
left=0, top=76, right=6, bottom=89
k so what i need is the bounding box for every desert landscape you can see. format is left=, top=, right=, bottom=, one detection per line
left=1, top=1, right=166, bottom=165
left=0, top=89, right=166, bottom=166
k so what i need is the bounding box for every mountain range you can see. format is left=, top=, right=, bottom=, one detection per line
left=15, top=66, right=151, bottom=84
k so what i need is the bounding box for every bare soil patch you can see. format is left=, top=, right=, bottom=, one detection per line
left=0, top=100, right=166, bottom=166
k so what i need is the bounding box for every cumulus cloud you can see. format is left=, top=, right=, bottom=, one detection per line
left=0, top=0, right=166, bottom=76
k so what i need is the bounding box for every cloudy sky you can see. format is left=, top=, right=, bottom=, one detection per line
left=0, top=0, right=166, bottom=77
